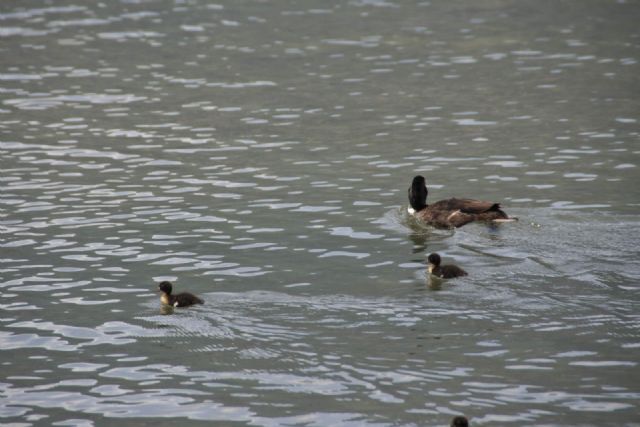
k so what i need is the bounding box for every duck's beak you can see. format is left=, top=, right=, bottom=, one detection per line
left=427, top=263, right=435, bottom=273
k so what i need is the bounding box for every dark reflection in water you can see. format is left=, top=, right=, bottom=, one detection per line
left=1, top=0, right=639, bottom=425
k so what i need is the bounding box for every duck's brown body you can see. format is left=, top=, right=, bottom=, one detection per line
left=429, top=263, right=468, bottom=279
left=415, top=197, right=509, bottom=229
left=158, top=281, right=203, bottom=307
left=409, top=175, right=513, bottom=229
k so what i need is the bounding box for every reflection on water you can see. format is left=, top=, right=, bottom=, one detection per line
left=1, top=0, right=639, bottom=425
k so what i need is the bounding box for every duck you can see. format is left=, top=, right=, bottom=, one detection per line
left=408, top=175, right=515, bottom=228
left=427, top=253, right=468, bottom=279
left=157, top=281, right=203, bottom=307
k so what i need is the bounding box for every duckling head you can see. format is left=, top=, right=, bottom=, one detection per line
left=427, top=253, right=441, bottom=273
left=409, top=175, right=428, bottom=212
left=158, top=281, right=173, bottom=295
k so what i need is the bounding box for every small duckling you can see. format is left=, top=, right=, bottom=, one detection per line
left=450, top=416, right=469, bottom=427
left=157, top=281, right=203, bottom=307
left=427, top=253, right=468, bottom=279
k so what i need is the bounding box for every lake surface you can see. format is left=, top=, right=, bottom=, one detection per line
left=1, top=0, right=639, bottom=426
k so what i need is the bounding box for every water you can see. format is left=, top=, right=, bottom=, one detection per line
left=1, top=0, right=639, bottom=425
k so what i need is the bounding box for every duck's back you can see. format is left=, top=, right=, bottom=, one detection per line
left=431, top=198, right=503, bottom=214
left=172, top=292, right=204, bottom=307
left=434, top=264, right=468, bottom=279
left=418, top=197, right=508, bottom=228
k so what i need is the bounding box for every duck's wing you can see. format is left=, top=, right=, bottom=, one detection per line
left=174, top=292, right=204, bottom=307
left=461, top=199, right=501, bottom=214
left=445, top=210, right=477, bottom=228
left=441, top=265, right=468, bottom=278
left=415, top=206, right=468, bottom=229
left=422, top=199, right=503, bottom=227
left=433, top=198, right=501, bottom=214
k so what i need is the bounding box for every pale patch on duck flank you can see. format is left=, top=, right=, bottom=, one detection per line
left=446, top=209, right=461, bottom=221
left=492, top=218, right=518, bottom=223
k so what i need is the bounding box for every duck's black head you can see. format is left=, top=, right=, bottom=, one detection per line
left=158, top=281, right=173, bottom=294
left=427, top=253, right=441, bottom=267
left=408, top=175, right=428, bottom=211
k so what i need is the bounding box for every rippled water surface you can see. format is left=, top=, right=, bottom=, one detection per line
left=1, top=0, right=640, bottom=426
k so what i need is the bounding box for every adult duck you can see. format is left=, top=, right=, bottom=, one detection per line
left=408, top=175, right=515, bottom=228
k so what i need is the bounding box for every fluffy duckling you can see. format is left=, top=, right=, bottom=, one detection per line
left=408, top=175, right=515, bottom=228
left=157, top=281, right=203, bottom=307
left=427, top=253, right=468, bottom=279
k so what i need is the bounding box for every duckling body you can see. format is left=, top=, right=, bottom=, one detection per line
left=427, top=253, right=468, bottom=279
left=158, top=281, right=203, bottom=307
left=408, top=175, right=513, bottom=228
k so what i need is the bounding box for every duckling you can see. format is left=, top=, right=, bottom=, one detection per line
left=427, top=253, right=468, bottom=279
left=408, top=175, right=516, bottom=228
left=157, top=281, right=203, bottom=307
left=451, top=416, right=469, bottom=427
